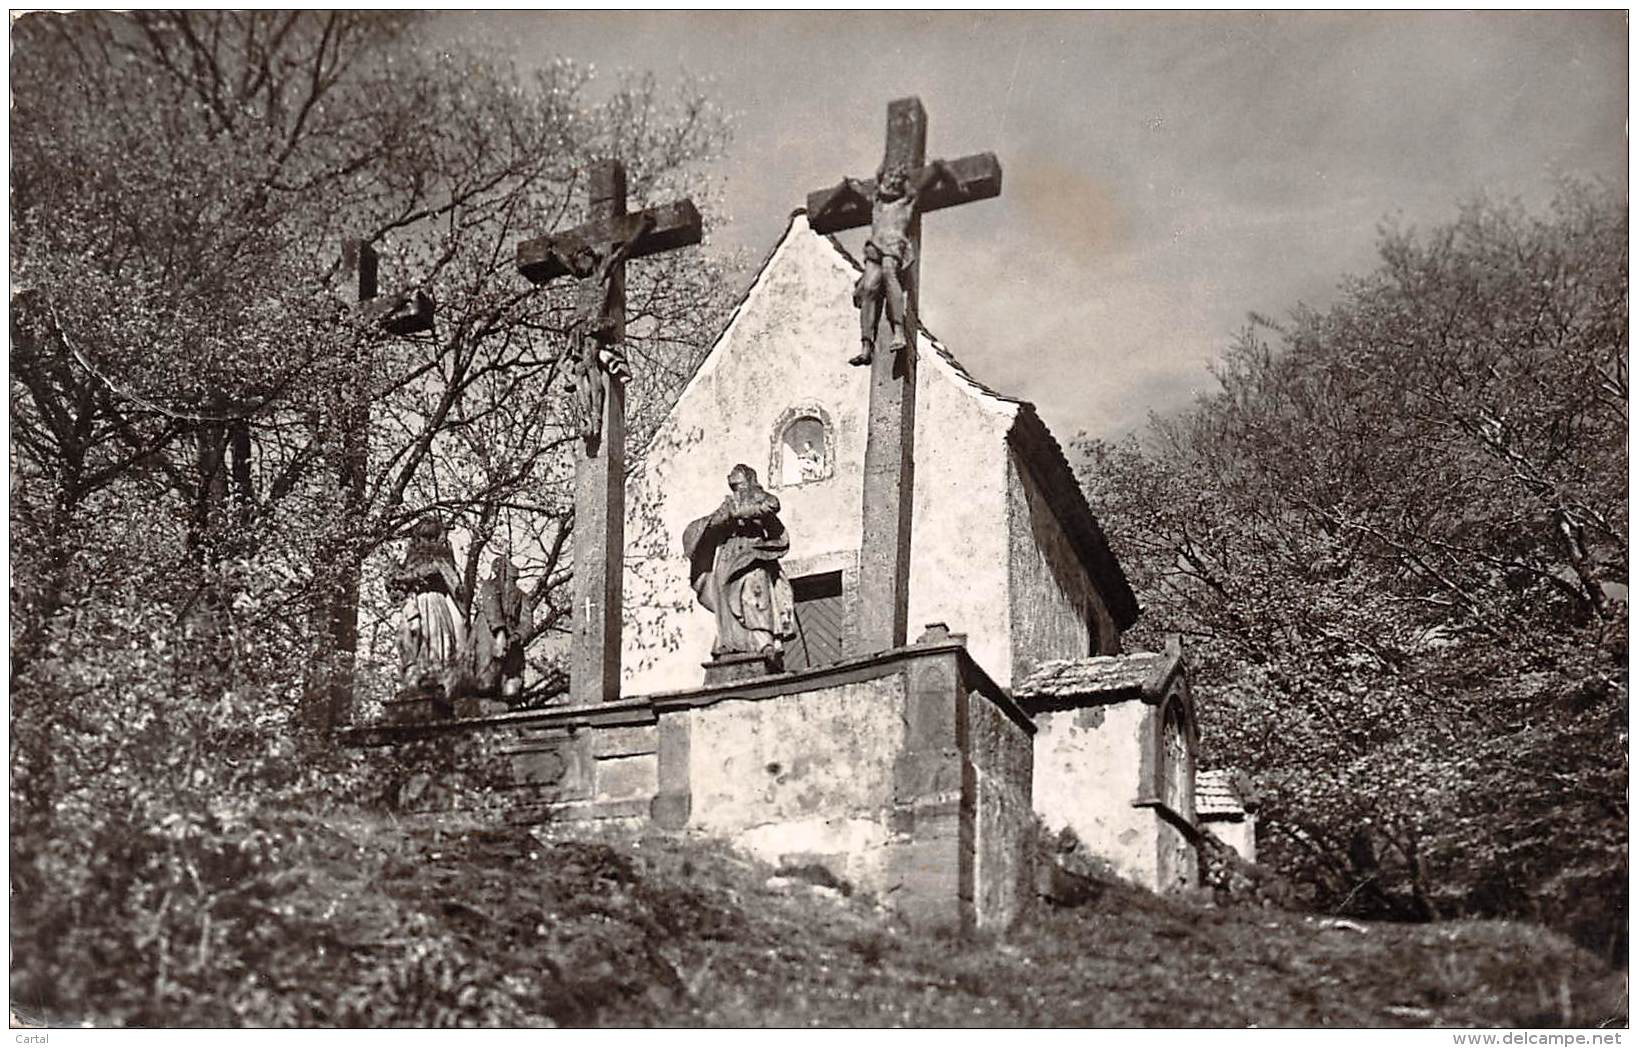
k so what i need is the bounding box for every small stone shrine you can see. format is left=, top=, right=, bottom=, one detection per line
left=1194, top=768, right=1260, bottom=864
left=352, top=98, right=1214, bottom=933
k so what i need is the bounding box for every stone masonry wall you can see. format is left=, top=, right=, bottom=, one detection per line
left=686, top=676, right=905, bottom=897
left=963, top=681, right=1036, bottom=930
left=350, top=645, right=1038, bottom=931
left=1030, top=700, right=1161, bottom=887
left=1006, top=449, right=1119, bottom=684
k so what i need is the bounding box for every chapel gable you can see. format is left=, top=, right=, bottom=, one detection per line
left=620, top=212, right=1138, bottom=692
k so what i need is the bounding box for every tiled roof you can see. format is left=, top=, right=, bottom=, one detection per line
left=1013, top=651, right=1172, bottom=701
left=1196, top=769, right=1256, bottom=818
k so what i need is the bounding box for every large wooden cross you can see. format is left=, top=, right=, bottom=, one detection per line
left=516, top=161, right=702, bottom=705
left=805, top=97, right=1002, bottom=655
left=339, top=240, right=435, bottom=519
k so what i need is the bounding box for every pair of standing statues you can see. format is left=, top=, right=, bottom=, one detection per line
left=390, top=517, right=524, bottom=699
left=392, top=463, right=797, bottom=693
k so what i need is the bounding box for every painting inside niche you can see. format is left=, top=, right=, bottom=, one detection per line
left=779, top=416, right=828, bottom=486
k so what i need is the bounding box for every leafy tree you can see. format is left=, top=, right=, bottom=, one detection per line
left=1079, top=182, right=1627, bottom=958
left=10, top=12, right=736, bottom=1012
left=11, top=9, right=732, bottom=708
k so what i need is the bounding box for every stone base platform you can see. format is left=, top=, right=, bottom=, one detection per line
left=382, top=683, right=452, bottom=724
left=701, top=650, right=783, bottom=685
left=345, top=639, right=1037, bottom=933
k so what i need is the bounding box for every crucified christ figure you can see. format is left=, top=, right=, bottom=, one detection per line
left=548, top=211, right=657, bottom=439
left=814, top=159, right=970, bottom=366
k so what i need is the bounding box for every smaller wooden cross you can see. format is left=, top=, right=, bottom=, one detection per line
left=345, top=240, right=436, bottom=337
left=337, top=238, right=436, bottom=496
left=315, top=240, right=437, bottom=727
left=515, top=161, right=702, bottom=705
left=804, top=98, right=1002, bottom=655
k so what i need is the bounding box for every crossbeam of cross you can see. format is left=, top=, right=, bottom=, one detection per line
left=805, top=152, right=1002, bottom=236
left=345, top=240, right=436, bottom=337
left=517, top=199, right=702, bottom=284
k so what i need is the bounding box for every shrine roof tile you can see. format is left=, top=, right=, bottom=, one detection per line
left=1013, top=651, right=1171, bottom=700
left=1196, top=769, right=1257, bottom=818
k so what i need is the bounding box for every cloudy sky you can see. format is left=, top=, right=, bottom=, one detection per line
left=443, top=11, right=1626, bottom=442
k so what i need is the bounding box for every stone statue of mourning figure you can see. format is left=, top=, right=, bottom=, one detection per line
left=683, top=464, right=797, bottom=674
left=468, top=553, right=526, bottom=700
left=388, top=515, right=466, bottom=690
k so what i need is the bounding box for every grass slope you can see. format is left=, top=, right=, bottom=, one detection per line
left=15, top=813, right=1627, bottom=1028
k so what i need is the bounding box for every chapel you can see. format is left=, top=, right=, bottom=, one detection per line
left=356, top=121, right=1210, bottom=932
left=611, top=212, right=1204, bottom=905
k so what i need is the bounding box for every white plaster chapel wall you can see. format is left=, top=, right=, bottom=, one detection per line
left=622, top=213, right=1021, bottom=694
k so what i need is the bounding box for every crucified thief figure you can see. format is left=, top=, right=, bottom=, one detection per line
left=552, top=211, right=656, bottom=439
left=815, top=160, right=969, bottom=366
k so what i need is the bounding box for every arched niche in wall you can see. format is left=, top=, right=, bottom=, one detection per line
left=769, top=403, right=835, bottom=489
left=1133, top=642, right=1199, bottom=825
left=1158, top=693, right=1196, bottom=822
